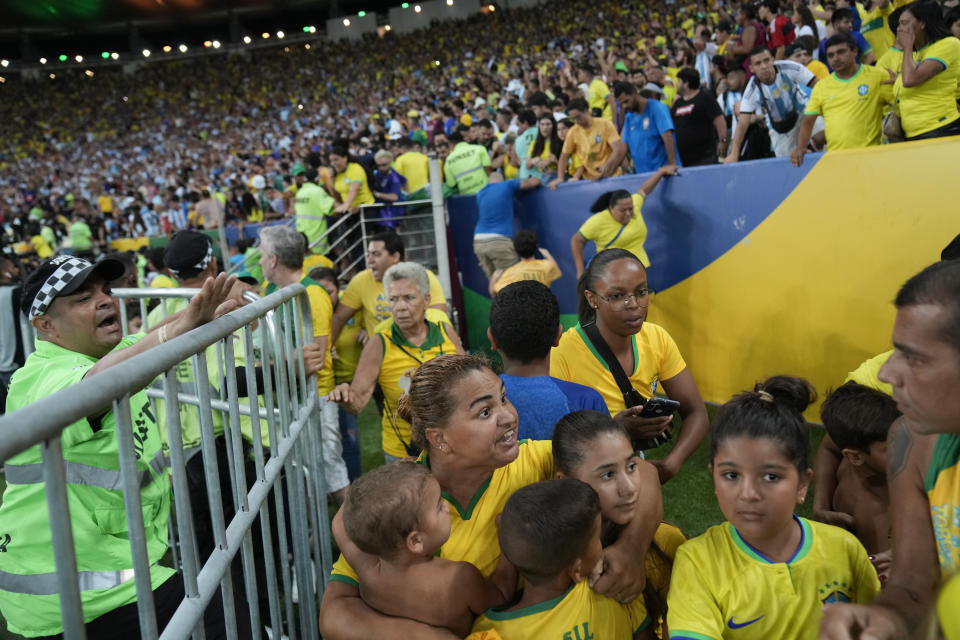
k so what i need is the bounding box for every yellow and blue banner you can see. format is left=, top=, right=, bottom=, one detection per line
left=448, top=139, right=960, bottom=417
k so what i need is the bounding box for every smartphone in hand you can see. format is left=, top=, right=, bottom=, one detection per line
left=638, top=397, right=680, bottom=418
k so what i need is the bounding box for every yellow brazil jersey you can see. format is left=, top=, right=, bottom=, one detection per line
left=876, top=46, right=904, bottom=76
left=940, top=572, right=960, bottom=639
left=97, top=194, right=114, bottom=214
left=469, top=580, right=650, bottom=640
left=303, top=253, right=334, bottom=273
left=265, top=274, right=335, bottom=393
left=550, top=322, right=687, bottom=416
left=926, top=433, right=960, bottom=574
left=339, top=268, right=448, bottom=335
left=493, top=258, right=562, bottom=293
left=588, top=77, right=613, bottom=120
left=667, top=517, right=881, bottom=640
left=859, top=3, right=895, bottom=62
left=376, top=321, right=458, bottom=457
left=334, top=162, right=375, bottom=207
left=561, top=118, right=622, bottom=179
left=150, top=273, right=178, bottom=288
left=333, top=306, right=363, bottom=384
left=804, top=64, right=892, bottom=150
left=30, top=235, right=53, bottom=259
left=893, top=37, right=960, bottom=138
left=806, top=59, right=830, bottom=81
left=844, top=350, right=893, bottom=396
left=394, top=151, right=431, bottom=194
left=330, top=439, right=555, bottom=584
left=577, top=193, right=651, bottom=267
left=527, top=138, right=559, bottom=174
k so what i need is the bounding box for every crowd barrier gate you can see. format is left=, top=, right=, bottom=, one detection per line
left=223, top=157, right=454, bottom=315
left=0, top=283, right=333, bottom=640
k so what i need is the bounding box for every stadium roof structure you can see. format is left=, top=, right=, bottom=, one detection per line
left=0, top=0, right=405, bottom=64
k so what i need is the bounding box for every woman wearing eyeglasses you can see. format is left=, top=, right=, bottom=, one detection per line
left=570, top=164, right=677, bottom=280
left=550, top=248, right=708, bottom=484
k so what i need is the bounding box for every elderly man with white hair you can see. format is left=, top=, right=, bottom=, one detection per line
left=259, top=225, right=350, bottom=503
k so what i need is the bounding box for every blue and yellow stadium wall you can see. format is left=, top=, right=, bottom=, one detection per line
left=447, top=138, right=960, bottom=418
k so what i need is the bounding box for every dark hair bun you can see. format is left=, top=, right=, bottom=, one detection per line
left=755, top=375, right=817, bottom=415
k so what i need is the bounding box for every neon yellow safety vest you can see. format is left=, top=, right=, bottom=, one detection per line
left=0, top=335, right=174, bottom=637
left=443, top=142, right=490, bottom=195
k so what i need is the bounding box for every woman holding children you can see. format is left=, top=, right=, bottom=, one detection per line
left=319, top=354, right=663, bottom=639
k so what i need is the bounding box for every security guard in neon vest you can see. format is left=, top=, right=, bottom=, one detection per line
left=0, top=255, right=241, bottom=638
left=443, top=126, right=492, bottom=195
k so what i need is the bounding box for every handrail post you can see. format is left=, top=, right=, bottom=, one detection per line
left=428, top=155, right=452, bottom=306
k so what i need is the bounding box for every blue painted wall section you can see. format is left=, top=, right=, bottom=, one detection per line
left=448, top=154, right=818, bottom=315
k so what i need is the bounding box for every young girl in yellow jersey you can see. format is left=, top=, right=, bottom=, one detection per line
left=554, top=410, right=685, bottom=638
left=469, top=479, right=655, bottom=640
left=667, top=376, right=881, bottom=640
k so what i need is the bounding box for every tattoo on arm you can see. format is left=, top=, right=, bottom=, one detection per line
left=888, top=424, right=914, bottom=479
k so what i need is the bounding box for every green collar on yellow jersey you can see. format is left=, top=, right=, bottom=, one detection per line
left=390, top=320, right=445, bottom=350
left=830, top=64, right=865, bottom=84
left=483, top=582, right=576, bottom=620
left=576, top=323, right=640, bottom=376
left=729, top=515, right=813, bottom=564
left=417, top=439, right=531, bottom=520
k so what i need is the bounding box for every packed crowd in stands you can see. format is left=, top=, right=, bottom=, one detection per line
left=2, top=0, right=958, bottom=257
left=1, top=0, right=960, bottom=637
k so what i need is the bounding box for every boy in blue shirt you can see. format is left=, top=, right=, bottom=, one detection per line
left=489, top=281, right=607, bottom=440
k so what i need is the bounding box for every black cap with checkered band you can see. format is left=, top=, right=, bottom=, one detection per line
left=21, top=255, right=126, bottom=319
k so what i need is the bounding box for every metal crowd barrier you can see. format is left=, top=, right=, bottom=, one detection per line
left=227, top=156, right=453, bottom=308
left=0, top=284, right=333, bottom=640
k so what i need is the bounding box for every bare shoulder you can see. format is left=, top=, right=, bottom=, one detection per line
left=887, top=417, right=937, bottom=483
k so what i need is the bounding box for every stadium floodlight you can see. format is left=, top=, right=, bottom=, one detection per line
left=178, top=44, right=188, bottom=52
left=343, top=18, right=351, bottom=26
left=142, top=50, right=150, bottom=58
left=111, top=52, right=119, bottom=60
left=414, top=4, right=422, bottom=11
left=358, top=10, right=366, bottom=16
left=101, top=51, right=110, bottom=59
left=163, top=45, right=172, bottom=52
left=1, top=59, right=9, bottom=67
left=40, top=57, right=47, bottom=64
left=75, top=55, right=83, bottom=62
left=212, top=40, right=221, bottom=48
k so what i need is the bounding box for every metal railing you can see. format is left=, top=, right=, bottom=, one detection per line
left=0, top=284, right=332, bottom=640
left=228, top=156, right=453, bottom=307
